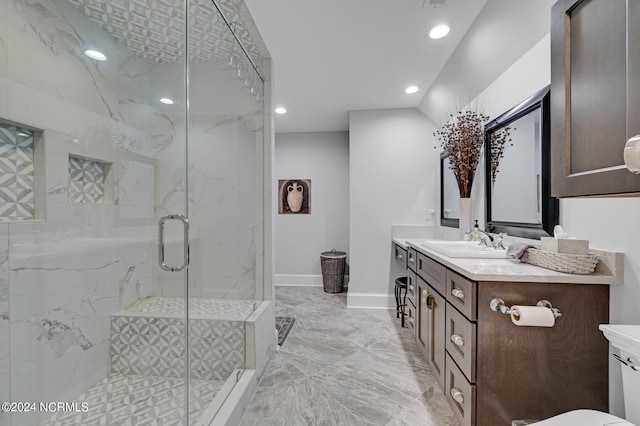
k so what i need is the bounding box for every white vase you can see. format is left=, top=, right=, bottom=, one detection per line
left=459, top=198, right=474, bottom=240
left=287, top=182, right=304, bottom=213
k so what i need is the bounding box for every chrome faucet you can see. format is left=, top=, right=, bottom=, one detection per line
left=476, top=231, right=494, bottom=248
left=477, top=231, right=506, bottom=250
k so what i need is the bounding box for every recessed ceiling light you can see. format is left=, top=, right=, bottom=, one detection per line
left=275, top=107, right=287, bottom=114
left=405, top=86, right=420, bottom=94
left=428, top=24, right=450, bottom=40
left=84, top=49, right=107, bottom=61
left=160, top=98, right=174, bottom=105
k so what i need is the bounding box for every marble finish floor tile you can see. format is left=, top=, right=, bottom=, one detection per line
left=40, top=373, right=224, bottom=426
left=240, top=286, right=457, bottom=426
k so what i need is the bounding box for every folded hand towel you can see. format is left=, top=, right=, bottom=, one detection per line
left=506, top=243, right=534, bottom=261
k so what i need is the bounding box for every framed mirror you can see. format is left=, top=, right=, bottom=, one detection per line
left=440, top=151, right=460, bottom=228
left=484, top=86, right=558, bottom=239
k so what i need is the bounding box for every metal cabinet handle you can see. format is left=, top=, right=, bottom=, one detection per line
left=614, top=353, right=640, bottom=371
left=396, top=254, right=404, bottom=260
left=408, top=257, right=415, bottom=264
left=451, top=288, right=465, bottom=300
left=422, top=289, right=435, bottom=309
left=451, top=334, right=465, bottom=347
left=408, top=284, right=414, bottom=292
left=408, top=317, right=414, bottom=325
left=450, top=387, right=464, bottom=405
left=158, top=214, right=190, bottom=272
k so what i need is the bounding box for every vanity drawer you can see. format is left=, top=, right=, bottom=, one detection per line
left=446, top=353, right=476, bottom=426
left=407, top=248, right=417, bottom=272
left=394, top=244, right=408, bottom=269
left=416, top=252, right=446, bottom=295
left=407, top=271, right=417, bottom=307
left=446, top=304, right=477, bottom=383
left=446, top=269, right=477, bottom=321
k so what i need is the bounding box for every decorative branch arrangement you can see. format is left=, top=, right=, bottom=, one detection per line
left=489, top=127, right=513, bottom=184
left=434, top=110, right=489, bottom=198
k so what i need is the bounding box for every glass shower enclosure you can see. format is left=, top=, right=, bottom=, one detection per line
left=0, top=0, right=266, bottom=424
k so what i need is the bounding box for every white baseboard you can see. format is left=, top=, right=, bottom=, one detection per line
left=346, top=293, right=395, bottom=310
left=275, top=274, right=349, bottom=288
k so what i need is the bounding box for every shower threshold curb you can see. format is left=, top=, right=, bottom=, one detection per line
left=207, top=369, right=258, bottom=426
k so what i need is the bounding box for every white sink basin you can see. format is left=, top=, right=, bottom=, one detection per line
left=419, top=240, right=509, bottom=259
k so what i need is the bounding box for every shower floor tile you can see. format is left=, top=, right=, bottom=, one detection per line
left=120, top=296, right=259, bottom=320
left=41, top=374, right=224, bottom=426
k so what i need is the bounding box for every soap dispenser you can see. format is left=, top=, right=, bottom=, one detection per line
left=470, top=220, right=481, bottom=241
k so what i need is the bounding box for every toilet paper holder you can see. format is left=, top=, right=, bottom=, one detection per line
left=490, top=298, right=562, bottom=319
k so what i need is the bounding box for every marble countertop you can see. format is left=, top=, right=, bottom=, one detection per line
left=392, top=237, right=624, bottom=285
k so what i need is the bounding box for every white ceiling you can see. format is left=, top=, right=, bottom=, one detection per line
left=244, top=0, right=487, bottom=133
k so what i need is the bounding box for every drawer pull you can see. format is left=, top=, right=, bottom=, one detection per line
left=396, top=254, right=404, bottom=260
left=408, top=317, right=415, bottom=325
left=422, top=290, right=435, bottom=309
left=451, top=288, right=465, bottom=300
left=450, top=387, right=464, bottom=405
left=408, top=257, right=415, bottom=264
left=408, top=284, right=414, bottom=292
left=450, top=334, right=464, bottom=347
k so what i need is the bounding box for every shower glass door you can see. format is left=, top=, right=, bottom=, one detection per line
left=185, top=1, right=265, bottom=422
left=1, top=0, right=263, bottom=425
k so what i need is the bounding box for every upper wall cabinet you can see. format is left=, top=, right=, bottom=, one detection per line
left=551, top=0, right=640, bottom=197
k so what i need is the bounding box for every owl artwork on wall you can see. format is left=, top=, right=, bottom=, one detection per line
left=278, top=179, right=311, bottom=214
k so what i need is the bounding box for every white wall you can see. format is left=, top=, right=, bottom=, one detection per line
left=418, top=0, right=556, bottom=125
left=274, top=132, right=349, bottom=286
left=348, top=108, right=439, bottom=308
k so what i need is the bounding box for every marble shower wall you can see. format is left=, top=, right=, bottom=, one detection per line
left=0, top=225, right=8, bottom=426
left=0, top=1, right=175, bottom=423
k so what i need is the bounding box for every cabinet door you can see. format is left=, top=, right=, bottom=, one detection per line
left=418, top=278, right=446, bottom=389
left=428, top=285, right=446, bottom=390
left=417, top=279, right=429, bottom=352
left=551, top=0, right=640, bottom=196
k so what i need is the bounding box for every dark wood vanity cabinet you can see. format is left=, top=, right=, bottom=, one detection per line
left=410, top=250, right=609, bottom=426
left=474, top=281, right=609, bottom=426
left=551, top=0, right=640, bottom=196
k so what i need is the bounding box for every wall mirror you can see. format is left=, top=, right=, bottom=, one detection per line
left=484, top=86, right=558, bottom=239
left=440, top=151, right=460, bottom=228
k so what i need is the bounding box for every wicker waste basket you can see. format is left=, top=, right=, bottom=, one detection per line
left=320, top=249, right=347, bottom=293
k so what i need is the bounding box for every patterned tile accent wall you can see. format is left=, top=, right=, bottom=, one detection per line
left=110, top=315, right=244, bottom=381
left=66, top=0, right=263, bottom=66
left=0, top=125, right=34, bottom=220
left=68, top=156, right=106, bottom=203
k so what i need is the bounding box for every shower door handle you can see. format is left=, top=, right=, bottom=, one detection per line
left=158, top=214, right=190, bottom=271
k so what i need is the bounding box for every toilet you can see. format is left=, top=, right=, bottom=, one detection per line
left=532, top=325, right=640, bottom=426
